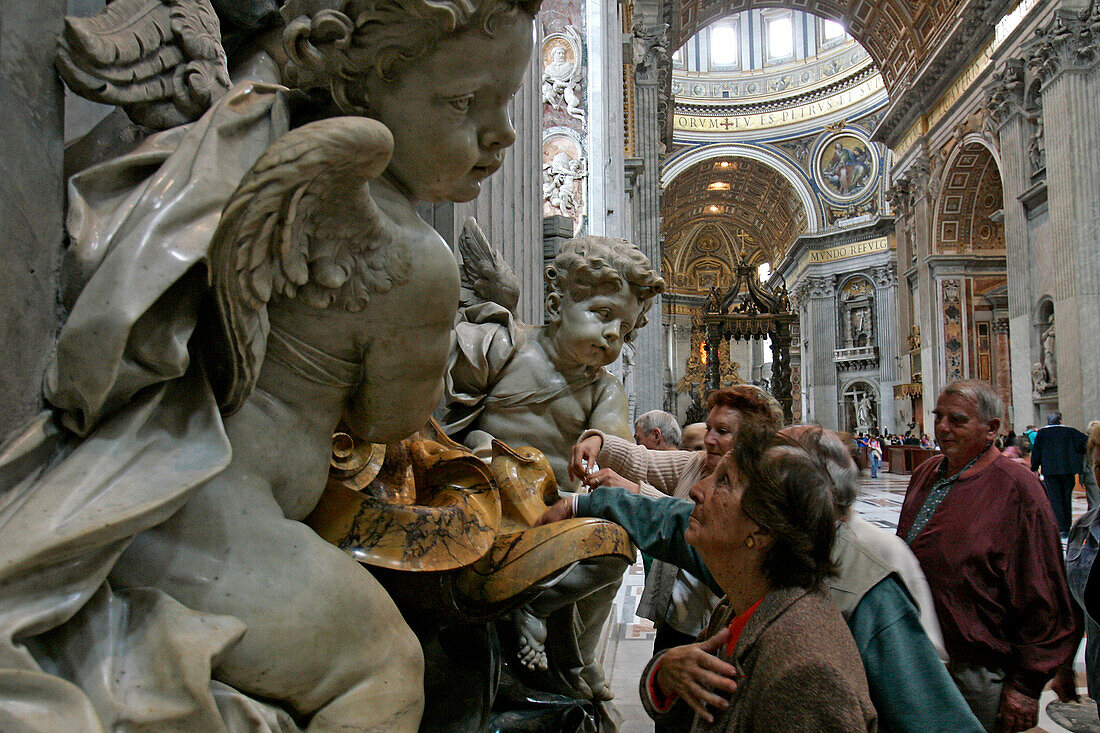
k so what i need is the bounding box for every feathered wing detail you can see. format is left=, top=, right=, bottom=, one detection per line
left=205, top=116, right=400, bottom=414
left=56, top=0, right=231, bottom=129
left=457, top=217, right=521, bottom=314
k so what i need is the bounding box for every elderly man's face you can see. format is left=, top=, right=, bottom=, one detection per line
left=685, top=455, right=758, bottom=555
left=634, top=427, right=664, bottom=450
left=933, top=392, right=999, bottom=469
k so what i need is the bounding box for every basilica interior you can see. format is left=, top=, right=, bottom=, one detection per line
left=2, top=0, right=1099, bottom=730
left=5, top=0, right=1097, bottom=445
left=532, top=0, right=1097, bottom=442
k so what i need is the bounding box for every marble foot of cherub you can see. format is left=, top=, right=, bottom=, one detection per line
left=512, top=605, right=549, bottom=671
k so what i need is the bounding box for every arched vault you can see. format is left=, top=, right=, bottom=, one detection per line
left=672, top=0, right=961, bottom=94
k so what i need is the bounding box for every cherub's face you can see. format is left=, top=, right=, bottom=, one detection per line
left=366, top=13, right=534, bottom=202
left=547, top=282, right=643, bottom=368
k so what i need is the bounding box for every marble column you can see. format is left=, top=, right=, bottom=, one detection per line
left=0, top=0, right=66, bottom=440
left=1028, top=8, right=1100, bottom=427
left=627, top=15, right=668, bottom=413
left=985, top=59, right=1034, bottom=426
left=993, top=318, right=1013, bottom=422
left=452, top=26, right=544, bottom=324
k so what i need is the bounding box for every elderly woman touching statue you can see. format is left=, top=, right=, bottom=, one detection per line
left=642, top=428, right=875, bottom=731
left=544, top=423, right=983, bottom=732
left=546, top=423, right=877, bottom=730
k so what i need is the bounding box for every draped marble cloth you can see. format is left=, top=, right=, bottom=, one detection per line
left=0, top=81, right=305, bottom=731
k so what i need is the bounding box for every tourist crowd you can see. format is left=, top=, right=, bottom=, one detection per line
left=537, top=380, right=1096, bottom=732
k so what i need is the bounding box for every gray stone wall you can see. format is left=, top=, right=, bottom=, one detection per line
left=0, top=1, right=67, bottom=441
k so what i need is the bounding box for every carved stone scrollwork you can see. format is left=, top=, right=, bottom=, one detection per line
left=984, top=58, right=1026, bottom=128
left=804, top=275, right=836, bottom=299
left=631, top=14, right=669, bottom=83
left=871, top=263, right=898, bottom=288
left=909, top=156, right=935, bottom=202
left=1027, top=4, right=1100, bottom=85
left=993, top=318, right=1011, bottom=334
left=886, top=177, right=913, bottom=217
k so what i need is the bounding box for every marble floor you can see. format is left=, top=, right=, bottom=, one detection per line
left=602, top=471, right=1097, bottom=733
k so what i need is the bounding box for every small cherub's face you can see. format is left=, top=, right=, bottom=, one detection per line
left=547, top=282, right=643, bottom=368
left=365, top=13, right=534, bottom=202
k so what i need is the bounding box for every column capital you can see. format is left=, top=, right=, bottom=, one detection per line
left=886, top=177, right=913, bottom=218
left=630, top=14, right=669, bottom=83
left=908, top=156, right=935, bottom=201
left=984, top=58, right=1027, bottom=127
left=871, top=263, right=898, bottom=288
left=992, top=318, right=1011, bottom=334
left=800, top=275, right=837, bottom=299
left=1027, top=5, right=1100, bottom=86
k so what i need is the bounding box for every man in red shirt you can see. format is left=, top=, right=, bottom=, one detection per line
left=896, top=380, right=1078, bottom=731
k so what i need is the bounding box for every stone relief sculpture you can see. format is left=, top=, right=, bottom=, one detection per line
left=0, top=1, right=541, bottom=730
left=542, top=26, right=585, bottom=121
left=543, top=149, right=588, bottom=219
left=1032, top=361, right=1050, bottom=397
left=442, top=223, right=664, bottom=709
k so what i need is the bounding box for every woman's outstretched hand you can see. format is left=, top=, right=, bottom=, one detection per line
left=654, top=627, right=739, bottom=723
left=568, top=435, right=603, bottom=482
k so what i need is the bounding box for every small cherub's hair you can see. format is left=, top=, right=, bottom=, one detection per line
left=544, top=236, right=665, bottom=340
left=280, top=0, right=541, bottom=113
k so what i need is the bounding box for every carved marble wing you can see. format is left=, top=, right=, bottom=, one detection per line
left=457, top=216, right=521, bottom=314
left=56, top=0, right=232, bottom=129
left=205, top=116, right=399, bottom=414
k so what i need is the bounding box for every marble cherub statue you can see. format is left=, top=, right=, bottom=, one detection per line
left=442, top=222, right=664, bottom=702
left=0, top=0, right=538, bottom=730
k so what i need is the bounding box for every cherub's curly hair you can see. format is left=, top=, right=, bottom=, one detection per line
left=280, top=0, right=541, bottom=114
left=544, top=236, right=665, bottom=341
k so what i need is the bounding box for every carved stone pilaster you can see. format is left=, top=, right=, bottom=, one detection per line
left=984, top=58, right=1026, bottom=128
left=631, top=14, right=668, bottom=83
left=871, top=263, right=898, bottom=289
left=909, top=156, right=934, bottom=202
left=804, top=275, right=836, bottom=299
left=1027, top=5, right=1100, bottom=85
left=886, top=177, right=913, bottom=218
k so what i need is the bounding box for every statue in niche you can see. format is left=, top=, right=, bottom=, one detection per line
left=856, top=392, right=875, bottom=429
left=1027, top=114, right=1045, bottom=174
left=442, top=223, right=664, bottom=704
left=542, top=29, right=585, bottom=121
left=1042, top=315, right=1058, bottom=386
left=0, top=1, right=539, bottom=730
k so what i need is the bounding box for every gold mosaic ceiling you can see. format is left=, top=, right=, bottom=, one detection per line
left=662, top=157, right=807, bottom=272
left=674, top=0, right=964, bottom=93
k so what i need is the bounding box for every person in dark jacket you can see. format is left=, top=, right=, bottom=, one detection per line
left=1032, top=411, right=1088, bottom=533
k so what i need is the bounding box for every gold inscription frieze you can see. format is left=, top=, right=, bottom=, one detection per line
left=806, top=236, right=892, bottom=264
left=673, top=77, right=884, bottom=133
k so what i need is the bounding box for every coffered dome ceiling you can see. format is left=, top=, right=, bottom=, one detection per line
left=662, top=157, right=807, bottom=293
left=673, top=0, right=966, bottom=94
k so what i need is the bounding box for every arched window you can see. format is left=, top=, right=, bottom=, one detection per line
left=764, top=13, right=794, bottom=64
left=709, top=22, right=739, bottom=68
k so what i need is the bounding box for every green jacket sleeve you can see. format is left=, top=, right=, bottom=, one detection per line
left=576, top=487, right=722, bottom=596
left=851, top=577, right=984, bottom=733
